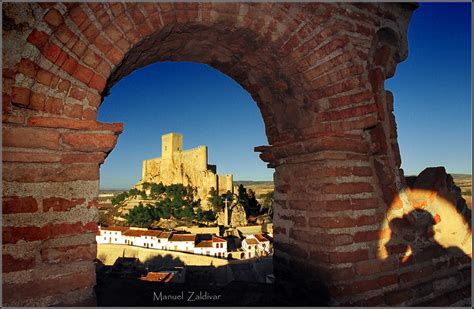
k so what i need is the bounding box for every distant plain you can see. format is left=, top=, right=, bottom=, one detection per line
left=101, top=175, right=471, bottom=208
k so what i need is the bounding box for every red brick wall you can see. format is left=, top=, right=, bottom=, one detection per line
left=2, top=2, right=470, bottom=306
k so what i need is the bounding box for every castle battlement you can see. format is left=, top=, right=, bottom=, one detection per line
left=143, top=156, right=162, bottom=162
left=180, top=145, right=207, bottom=155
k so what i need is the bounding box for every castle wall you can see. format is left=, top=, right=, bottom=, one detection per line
left=160, top=146, right=209, bottom=186
left=181, top=146, right=208, bottom=172
left=141, top=157, right=162, bottom=183
left=218, top=174, right=234, bottom=195
left=201, top=171, right=218, bottom=210
left=139, top=139, right=224, bottom=210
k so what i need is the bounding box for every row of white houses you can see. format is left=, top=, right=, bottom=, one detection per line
left=96, top=226, right=271, bottom=259
left=96, top=226, right=227, bottom=258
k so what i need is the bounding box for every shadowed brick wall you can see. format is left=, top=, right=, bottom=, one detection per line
left=2, top=2, right=470, bottom=306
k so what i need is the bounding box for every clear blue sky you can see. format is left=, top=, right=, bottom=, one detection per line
left=386, top=2, right=471, bottom=176
left=98, top=3, right=471, bottom=189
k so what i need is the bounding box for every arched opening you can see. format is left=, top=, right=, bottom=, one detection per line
left=95, top=61, right=276, bottom=303
left=85, top=13, right=310, bottom=305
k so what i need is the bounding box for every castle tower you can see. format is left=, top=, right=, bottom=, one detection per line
left=218, top=174, right=234, bottom=195
left=162, top=133, right=183, bottom=159
left=225, top=174, right=233, bottom=193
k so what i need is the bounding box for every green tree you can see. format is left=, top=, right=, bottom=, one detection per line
left=195, top=208, right=204, bottom=221
left=222, top=190, right=234, bottom=204
left=208, top=188, right=235, bottom=210
left=111, top=191, right=129, bottom=205
left=151, top=183, right=200, bottom=220
left=261, top=191, right=274, bottom=216
left=237, top=184, right=261, bottom=216
left=150, top=182, right=166, bottom=198
left=208, top=187, right=224, bottom=210
left=123, top=183, right=216, bottom=226
left=180, top=204, right=195, bottom=220
left=196, top=208, right=216, bottom=222
left=124, top=203, right=154, bottom=227
left=128, top=188, right=141, bottom=198
left=202, top=210, right=216, bottom=221
left=141, top=182, right=152, bottom=191
left=237, top=184, right=247, bottom=202
left=153, top=199, right=172, bottom=219
left=246, top=188, right=260, bottom=216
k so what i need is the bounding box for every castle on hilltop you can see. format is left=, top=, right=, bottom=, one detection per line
left=137, top=133, right=233, bottom=209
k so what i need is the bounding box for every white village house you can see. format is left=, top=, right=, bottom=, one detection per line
left=167, top=233, right=196, bottom=253
left=122, top=229, right=171, bottom=249
left=97, top=226, right=128, bottom=244
left=194, top=235, right=227, bottom=258
left=242, top=233, right=271, bottom=258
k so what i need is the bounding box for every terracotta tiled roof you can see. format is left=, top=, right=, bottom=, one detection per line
left=141, top=230, right=163, bottom=237
left=123, top=230, right=145, bottom=237
left=212, top=236, right=226, bottom=243
left=245, top=238, right=259, bottom=245
left=254, top=234, right=269, bottom=243
left=101, top=226, right=129, bottom=232
left=157, top=232, right=171, bottom=239
left=140, top=272, right=175, bottom=282
left=114, top=228, right=172, bottom=238
left=195, top=240, right=213, bottom=248
left=169, top=234, right=196, bottom=242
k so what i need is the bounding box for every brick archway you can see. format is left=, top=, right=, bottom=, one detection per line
left=5, top=2, right=468, bottom=307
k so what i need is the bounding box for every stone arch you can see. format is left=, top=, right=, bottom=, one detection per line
left=5, top=2, right=469, bottom=307
left=101, top=21, right=310, bottom=145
